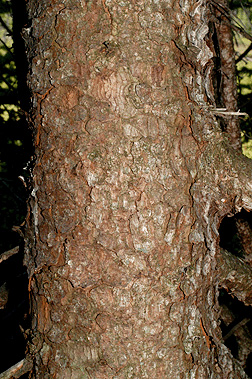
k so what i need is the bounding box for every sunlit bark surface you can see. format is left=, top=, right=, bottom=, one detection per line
left=24, top=0, right=252, bottom=377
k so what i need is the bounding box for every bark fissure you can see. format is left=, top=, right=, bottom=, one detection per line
left=23, top=0, right=252, bottom=378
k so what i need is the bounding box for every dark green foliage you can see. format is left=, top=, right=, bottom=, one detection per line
left=230, top=0, right=252, bottom=10
left=0, top=0, right=32, bottom=252
left=0, top=3, right=31, bottom=374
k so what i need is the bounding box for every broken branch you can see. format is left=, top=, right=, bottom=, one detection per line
left=0, top=358, right=32, bottom=379
left=217, top=248, right=252, bottom=306
left=0, top=246, right=19, bottom=265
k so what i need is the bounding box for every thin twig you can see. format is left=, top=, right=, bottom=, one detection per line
left=210, top=108, right=248, bottom=116
left=0, top=246, right=19, bottom=264
left=236, top=42, right=252, bottom=64
left=0, top=358, right=32, bottom=379
left=209, top=0, right=252, bottom=42
left=223, top=318, right=250, bottom=341
left=0, top=37, right=14, bottom=57
left=0, top=16, right=12, bottom=37
left=240, top=1, right=252, bottom=33
left=228, top=22, right=252, bottom=43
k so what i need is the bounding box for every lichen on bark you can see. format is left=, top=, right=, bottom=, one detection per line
left=23, top=0, right=252, bottom=378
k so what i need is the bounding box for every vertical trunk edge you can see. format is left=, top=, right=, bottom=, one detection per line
left=23, top=0, right=249, bottom=378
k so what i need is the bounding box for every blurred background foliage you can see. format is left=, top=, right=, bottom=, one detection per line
left=0, top=1, right=31, bottom=374
left=0, top=0, right=31, bottom=252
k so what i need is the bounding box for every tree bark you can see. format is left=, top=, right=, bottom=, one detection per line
left=218, top=249, right=252, bottom=306
left=211, top=0, right=242, bottom=151
left=23, top=0, right=252, bottom=377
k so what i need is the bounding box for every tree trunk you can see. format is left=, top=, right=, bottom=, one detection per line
left=211, top=0, right=242, bottom=151
left=23, top=0, right=252, bottom=377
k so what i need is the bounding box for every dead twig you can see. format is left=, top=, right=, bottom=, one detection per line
left=223, top=317, right=250, bottom=341
left=0, top=246, right=19, bottom=265
left=0, top=358, right=32, bottom=379
left=0, top=246, right=19, bottom=263
left=209, top=0, right=252, bottom=43
left=210, top=107, right=248, bottom=117
left=236, top=42, right=252, bottom=64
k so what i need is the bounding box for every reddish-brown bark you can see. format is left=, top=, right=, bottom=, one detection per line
left=23, top=0, right=252, bottom=378
left=236, top=217, right=252, bottom=265
left=211, top=0, right=242, bottom=151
